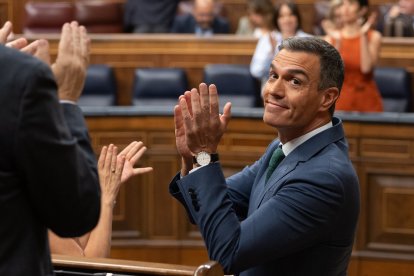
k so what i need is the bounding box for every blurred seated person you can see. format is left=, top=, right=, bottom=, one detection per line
left=49, top=141, right=153, bottom=257
left=236, top=0, right=275, bottom=38
left=124, top=0, right=181, bottom=33
left=250, top=0, right=311, bottom=90
left=324, top=0, right=383, bottom=112
left=378, top=0, right=414, bottom=36
left=171, top=0, right=230, bottom=36
left=321, top=0, right=344, bottom=37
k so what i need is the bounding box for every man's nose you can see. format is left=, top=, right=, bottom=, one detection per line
left=265, top=78, right=284, bottom=97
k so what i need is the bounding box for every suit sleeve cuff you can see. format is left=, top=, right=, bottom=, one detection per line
left=60, top=100, right=77, bottom=105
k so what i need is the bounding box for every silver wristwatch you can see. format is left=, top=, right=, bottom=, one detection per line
left=192, top=151, right=219, bottom=166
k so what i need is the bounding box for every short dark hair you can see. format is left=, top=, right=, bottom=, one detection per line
left=278, top=37, right=344, bottom=115
left=274, top=1, right=302, bottom=32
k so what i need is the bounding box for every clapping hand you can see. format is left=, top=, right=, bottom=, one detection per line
left=98, top=144, right=125, bottom=207
left=0, top=21, right=47, bottom=57
left=52, top=21, right=90, bottom=101
left=361, top=12, right=377, bottom=35
left=118, top=141, right=153, bottom=184
left=174, top=83, right=231, bottom=175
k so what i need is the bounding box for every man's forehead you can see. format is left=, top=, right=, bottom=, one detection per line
left=273, top=49, right=320, bottom=73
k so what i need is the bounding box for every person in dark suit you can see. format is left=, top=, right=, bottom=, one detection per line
left=169, top=36, right=360, bottom=275
left=170, top=0, right=230, bottom=35
left=124, top=0, right=182, bottom=33
left=0, top=21, right=100, bottom=275
left=378, top=0, right=414, bottom=36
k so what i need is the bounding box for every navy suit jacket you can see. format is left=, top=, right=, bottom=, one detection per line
left=170, top=117, right=360, bottom=275
left=170, top=13, right=230, bottom=34
left=0, top=45, right=100, bottom=275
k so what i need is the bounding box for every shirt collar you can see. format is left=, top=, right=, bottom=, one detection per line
left=281, top=121, right=333, bottom=156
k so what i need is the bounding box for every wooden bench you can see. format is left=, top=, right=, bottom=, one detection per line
left=53, top=254, right=224, bottom=276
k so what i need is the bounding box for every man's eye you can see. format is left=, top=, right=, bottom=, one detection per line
left=291, top=78, right=301, bottom=85
left=270, top=73, right=278, bottom=79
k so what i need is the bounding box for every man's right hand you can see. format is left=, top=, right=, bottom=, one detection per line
left=174, top=84, right=231, bottom=176
left=52, top=21, right=90, bottom=102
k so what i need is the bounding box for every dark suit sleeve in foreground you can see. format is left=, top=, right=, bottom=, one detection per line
left=16, top=61, right=100, bottom=237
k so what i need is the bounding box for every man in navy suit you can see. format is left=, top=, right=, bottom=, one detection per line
left=169, top=37, right=360, bottom=275
left=171, top=0, right=230, bottom=36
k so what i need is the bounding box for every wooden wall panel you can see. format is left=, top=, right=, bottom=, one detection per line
left=147, top=157, right=180, bottom=239
left=367, top=173, right=414, bottom=252
left=360, top=139, right=412, bottom=159
left=0, top=1, right=9, bottom=25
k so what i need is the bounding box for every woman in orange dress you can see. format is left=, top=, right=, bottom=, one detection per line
left=324, top=0, right=383, bottom=112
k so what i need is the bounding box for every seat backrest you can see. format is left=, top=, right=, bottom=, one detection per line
left=79, top=64, right=117, bottom=106
left=24, top=2, right=74, bottom=34
left=203, top=64, right=260, bottom=108
left=132, top=68, right=188, bottom=107
left=75, top=1, right=124, bottom=33
left=374, top=67, right=412, bottom=112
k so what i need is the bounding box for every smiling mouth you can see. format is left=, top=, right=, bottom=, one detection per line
left=266, top=100, right=288, bottom=109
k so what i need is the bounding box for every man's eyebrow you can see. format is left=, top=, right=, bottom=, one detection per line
left=270, top=63, right=309, bottom=80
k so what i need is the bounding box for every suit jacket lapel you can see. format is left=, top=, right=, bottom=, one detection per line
left=253, top=117, right=346, bottom=209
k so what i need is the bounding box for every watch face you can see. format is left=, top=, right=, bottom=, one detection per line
left=196, top=151, right=211, bottom=166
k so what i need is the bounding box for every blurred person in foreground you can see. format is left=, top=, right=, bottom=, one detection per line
left=169, top=36, right=359, bottom=275
left=0, top=21, right=100, bottom=275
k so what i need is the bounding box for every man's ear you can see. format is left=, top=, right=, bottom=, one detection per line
left=320, top=87, right=340, bottom=111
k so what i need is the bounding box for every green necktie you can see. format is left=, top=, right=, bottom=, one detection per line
left=265, top=147, right=285, bottom=182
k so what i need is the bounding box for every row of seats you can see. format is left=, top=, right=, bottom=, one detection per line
left=23, top=0, right=223, bottom=34
left=81, top=64, right=261, bottom=109
left=81, top=64, right=412, bottom=112
left=24, top=1, right=123, bottom=34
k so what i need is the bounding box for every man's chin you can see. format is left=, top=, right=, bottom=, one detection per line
left=263, top=112, right=280, bottom=128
